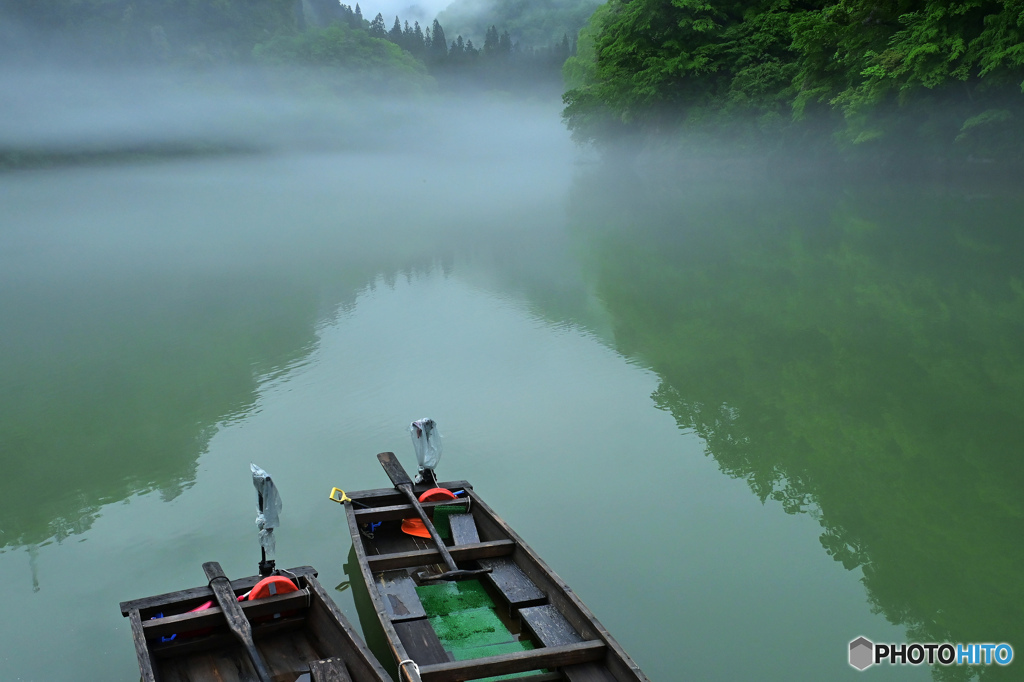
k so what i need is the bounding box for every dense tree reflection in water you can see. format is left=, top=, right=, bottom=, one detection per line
left=0, top=247, right=475, bottom=555
left=568, top=166, right=1024, bottom=681
left=0, top=270, right=354, bottom=551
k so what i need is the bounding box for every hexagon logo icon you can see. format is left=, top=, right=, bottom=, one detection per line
left=850, top=637, right=874, bottom=670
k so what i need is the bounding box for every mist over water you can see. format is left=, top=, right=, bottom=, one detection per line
left=2, top=57, right=1021, bottom=682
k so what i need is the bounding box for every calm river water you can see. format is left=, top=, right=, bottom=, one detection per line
left=1, top=75, right=1020, bottom=681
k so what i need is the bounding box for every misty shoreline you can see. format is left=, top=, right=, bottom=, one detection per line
left=3, top=63, right=1020, bottom=186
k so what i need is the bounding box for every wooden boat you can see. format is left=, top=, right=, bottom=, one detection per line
left=335, top=452, right=651, bottom=682
left=119, top=562, right=392, bottom=682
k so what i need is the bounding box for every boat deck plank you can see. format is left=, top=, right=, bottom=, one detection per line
left=376, top=570, right=427, bottom=622
left=480, top=558, right=547, bottom=608
left=448, top=513, right=480, bottom=545
left=519, top=605, right=584, bottom=647
left=393, top=618, right=450, bottom=666
left=161, top=647, right=254, bottom=682
left=259, top=629, right=322, bottom=679
left=309, top=657, right=354, bottom=682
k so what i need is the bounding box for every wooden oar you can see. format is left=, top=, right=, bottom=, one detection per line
left=377, top=451, right=491, bottom=581
left=202, top=562, right=274, bottom=682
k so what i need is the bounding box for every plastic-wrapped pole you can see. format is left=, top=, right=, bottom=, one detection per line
left=410, top=418, right=442, bottom=485
left=251, top=463, right=282, bottom=556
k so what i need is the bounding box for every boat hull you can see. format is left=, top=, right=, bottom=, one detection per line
left=342, top=475, right=650, bottom=682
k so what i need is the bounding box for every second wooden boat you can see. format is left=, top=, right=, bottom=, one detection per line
left=120, top=562, right=392, bottom=682
left=333, top=452, right=651, bottom=682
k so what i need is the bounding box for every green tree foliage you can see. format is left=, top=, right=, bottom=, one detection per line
left=563, top=0, right=1024, bottom=160
left=252, top=23, right=432, bottom=94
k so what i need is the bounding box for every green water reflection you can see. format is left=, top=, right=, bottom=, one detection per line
left=567, top=167, right=1024, bottom=680
left=1, top=141, right=1020, bottom=682
left=0, top=275, right=317, bottom=550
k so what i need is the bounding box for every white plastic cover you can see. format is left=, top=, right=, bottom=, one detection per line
left=410, top=418, right=442, bottom=483
left=251, top=463, right=282, bottom=555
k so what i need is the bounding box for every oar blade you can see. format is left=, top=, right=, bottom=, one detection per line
left=378, top=451, right=413, bottom=488
left=201, top=562, right=274, bottom=682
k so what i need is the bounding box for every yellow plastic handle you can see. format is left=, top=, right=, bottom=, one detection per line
left=329, top=487, right=353, bottom=504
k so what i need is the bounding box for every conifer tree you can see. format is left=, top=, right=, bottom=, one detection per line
left=354, top=3, right=362, bottom=25
left=450, top=35, right=465, bottom=61
left=431, top=19, right=447, bottom=59
left=369, top=13, right=386, bottom=37
left=413, top=21, right=425, bottom=54
left=557, top=33, right=570, bottom=62
left=484, top=25, right=499, bottom=57
left=389, top=16, right=402, bottom=43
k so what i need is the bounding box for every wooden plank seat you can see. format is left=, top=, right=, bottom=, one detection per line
left=141, top=589, right=312, bottom=640
left=353, top=498, right=472, bottom=524
left=121, top=566, right=319, bottom=617
left=448, top=513, right=547, bottom=609
left=366, top=540, right=515, bottom=572
left=519, top=606, right=616, bottom=682
left=376, top=571, right=426, bottom=622
left=417, top=641, right=606, bottom=682
left=478, top=558, right=546, bottom=608
left=519, top=605, right=583, bottom=647
left=447, top=513, right=481, bottom=545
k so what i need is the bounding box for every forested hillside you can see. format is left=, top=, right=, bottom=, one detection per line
left=0, top=0, right=299, bottom=63
left=0, top=0, right=573, bottom=91
left=563, top=0, right=1024, bottom=162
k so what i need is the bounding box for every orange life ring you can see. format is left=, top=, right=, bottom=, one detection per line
left=248, top=575, right=299, bottom=600
left=248, top=575, right=300, bottom=623
left=401, top=488, right=457, bottom=538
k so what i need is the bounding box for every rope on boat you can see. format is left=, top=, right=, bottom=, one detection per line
left=207, top=574, right=231, bottom=589
left=276, top=567, right=299, bottom=581
left=398, top=658, right=420, bottom=680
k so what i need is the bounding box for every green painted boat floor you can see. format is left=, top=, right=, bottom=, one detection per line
left=453, top=640, right=542, bottom=681
left=416, top=579, right=492, bottom=616
left=415, top=580, right=543, bottom=680
left=430, top=606, right=515, bottom=648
